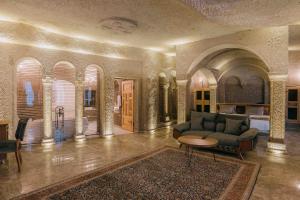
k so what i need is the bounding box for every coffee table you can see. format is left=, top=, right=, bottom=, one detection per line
left=178, top=135, right=218, bottom=166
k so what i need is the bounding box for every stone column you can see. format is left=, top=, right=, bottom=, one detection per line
left=74, top=80, right=86, bottom=141
left=163, top=83, right=170, bottom=121
left=41, top=77, right=54, bottom=145
left=176, top=80, right=188, bottom=124
left=209, top=84, right=217, bottom=113
left=268, top=74, right=287, bottom=153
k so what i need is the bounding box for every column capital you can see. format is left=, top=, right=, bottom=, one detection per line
left=269, top=73, right=288, bottom=81
left=163, top=83, right=170, bottom=89
left=75, top=80, right=84, bottom=87
left=176, top=79, right=188, bottom=86
left=42, top=76, right=53, bottom=84
left=209, top=84, right=217, bottom=89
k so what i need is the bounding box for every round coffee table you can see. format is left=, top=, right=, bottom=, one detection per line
left=178, top=135, right=218, bottom=166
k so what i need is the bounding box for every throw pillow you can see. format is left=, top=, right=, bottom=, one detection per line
left=216, top=122, right=225, bottom=132
left=203, top=120, right=216, bottom=131
left=224, top=118, right=243, bottom=136
left=191, top=117, right=203, bottom=130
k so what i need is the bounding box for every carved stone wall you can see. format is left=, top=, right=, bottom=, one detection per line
left=270, top=77, right=286, bottom=141
left=0, top=42, right=173, bottom=139
left=177, top=80, right=188, bottom=124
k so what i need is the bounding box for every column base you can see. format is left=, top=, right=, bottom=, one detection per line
left=164, top=114, right=170, bottom=122
left=41, top=138, right=55, bottom=146
left=267, top=140, right=287, bottom=154
left=74, top=134, right=86, bottom=142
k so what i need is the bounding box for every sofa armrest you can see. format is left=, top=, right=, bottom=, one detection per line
left=173, top=122, right=190, bottom=133
left=238, top=128, right=258, bottom=142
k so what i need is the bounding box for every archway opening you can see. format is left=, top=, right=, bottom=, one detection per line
left=84, top=66, right=101, bottom=136
left=188, top=48, right=270, bottom=132
left=52, top=62, right=76, bottom=141
left=16, top=58, right=43, bottom=144
left=158, top=69, right=178, bottom=124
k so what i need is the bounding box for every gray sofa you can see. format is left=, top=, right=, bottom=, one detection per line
left=173, top=111, right=258, bottom=159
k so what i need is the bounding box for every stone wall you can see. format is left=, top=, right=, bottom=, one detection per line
left=0, top=41, right=174, bottom=138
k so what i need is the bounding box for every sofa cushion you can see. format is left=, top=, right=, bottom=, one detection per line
left=190, top=117, right=203, bottom=130
left=216, top=113, right=250, bottom=127
left=203, top=120, right=216, bottom=131
left=210, top=132, right=239, bottom=146
left=216, top=122, right=225, bottom=132
left=191, top=111, right=217, bottom=121
left=182, top=130, right=214, bottom=138
left=224, top=118, right=243, bottom=136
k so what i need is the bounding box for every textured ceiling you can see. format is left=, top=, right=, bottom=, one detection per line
left=182, top=0, right=300, bottom=27
left=0, top=0, right=246, bottom=51
left=0, top=0, right=300, bottom=51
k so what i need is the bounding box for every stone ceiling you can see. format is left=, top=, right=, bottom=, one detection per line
left=182, top=0, right=300, bottom=27
left=0, top=0, right=300, bottom=52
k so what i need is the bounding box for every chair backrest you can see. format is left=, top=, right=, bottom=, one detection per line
left=15, top=118, right=29, bottom=141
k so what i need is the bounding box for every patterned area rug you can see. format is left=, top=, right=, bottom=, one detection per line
left=13, top=147, right=260, bottom=200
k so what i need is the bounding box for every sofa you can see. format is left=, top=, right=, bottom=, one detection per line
left=173, top=111, right=258, bottom=159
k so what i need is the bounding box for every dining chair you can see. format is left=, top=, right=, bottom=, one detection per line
left=0, top=118, right=28, bottom=172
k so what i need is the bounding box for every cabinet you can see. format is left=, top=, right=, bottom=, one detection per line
left=193, top=90, right=210, bottom=113
left=0, top=121, right=9, bottom=162
left=286, top=87, right=300, bottom=123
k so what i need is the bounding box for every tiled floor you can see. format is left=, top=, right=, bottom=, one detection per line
left=0, top=127, right=299, bottom=200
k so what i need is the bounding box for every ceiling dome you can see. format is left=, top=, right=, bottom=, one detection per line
left=182, top=0, right=300, bottom=27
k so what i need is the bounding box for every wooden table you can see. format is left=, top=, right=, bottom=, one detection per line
left=178, top=135, right=218, bottom=166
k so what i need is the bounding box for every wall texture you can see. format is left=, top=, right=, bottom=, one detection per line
left=0, top=41, right=174, bottom=138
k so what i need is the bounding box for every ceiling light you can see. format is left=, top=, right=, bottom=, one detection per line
left=165, top=52, right=176, bottom=57
left=103, top=53, right=124, bottom=59
left=167, top=38, right=193, bottom=46
left=0, top=35, right=12, bottom=43
left=146, top=47, right=164, bottom=52
left=35, top=42, right=57, bottom=50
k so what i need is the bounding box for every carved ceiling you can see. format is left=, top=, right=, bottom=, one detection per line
left=0, top=0, right=300, bottom=51
left=182, top=0, right=300, bottom=27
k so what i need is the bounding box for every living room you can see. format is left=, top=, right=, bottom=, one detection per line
left=0, top=1, right=300, bottom=200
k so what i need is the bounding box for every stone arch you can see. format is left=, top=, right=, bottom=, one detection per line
left=15, top=57, right=44, bottom=144
left=187, top=44, right=271, bottom=79
left=84, top=64, right=105, bottom=135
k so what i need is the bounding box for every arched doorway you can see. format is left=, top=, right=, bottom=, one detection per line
left=84, top=65, right=103, bottom=136
left=187, top=48, right=270, bottom=132
left=16, top=58, right=43, bottom=144
left=52, top=62, right=76, bottom=141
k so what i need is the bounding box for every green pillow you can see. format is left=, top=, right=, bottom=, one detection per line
left=191, top=117, right=203, bottom=130
left=203, top=120, right=216, bottom=131
left=224, top=118, right=243, bottom=135
left=216, top=122, right=225, bottom=132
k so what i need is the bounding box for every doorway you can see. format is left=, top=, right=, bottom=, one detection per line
left=113, top=79, right=134, bottom=134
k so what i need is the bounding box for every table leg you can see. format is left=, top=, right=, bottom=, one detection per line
left=188, top=146, right=193, bottom=167
left=213, top=152, right=216, bottom=162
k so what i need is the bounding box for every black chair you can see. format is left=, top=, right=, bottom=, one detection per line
left=0, top=118, right=28, bottom=172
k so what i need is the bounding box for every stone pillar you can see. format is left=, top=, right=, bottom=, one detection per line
left=176, top=80, right=188, bottom=124
left=74, top=80, right=86, bottom=141
left=209, top=84, right=217, bottom=113
left=268, top=74, right=287, bottom=153
left=41, top=77, right=54, bottom=145
left=163, top=83, right=170, bottom=121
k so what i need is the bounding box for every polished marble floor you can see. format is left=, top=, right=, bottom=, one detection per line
left=0, top=127, right=299, bottom=200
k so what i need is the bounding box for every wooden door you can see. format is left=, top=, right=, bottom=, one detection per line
left=122, top=80, right=134, bottom=132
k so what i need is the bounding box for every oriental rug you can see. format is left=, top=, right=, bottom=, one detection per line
left=13, top=146, right=260, bottom=200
